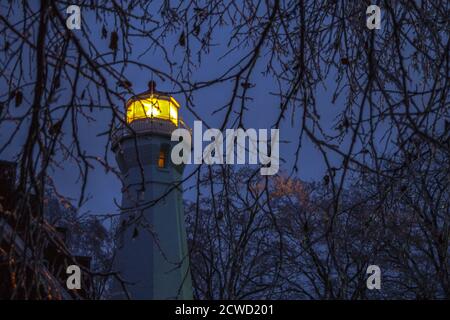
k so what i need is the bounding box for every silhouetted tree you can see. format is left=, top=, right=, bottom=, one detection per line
left=0, top=0, right=448, bottom=299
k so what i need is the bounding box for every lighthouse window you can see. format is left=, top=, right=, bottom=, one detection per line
left=158, top=149, right=166, bottom=168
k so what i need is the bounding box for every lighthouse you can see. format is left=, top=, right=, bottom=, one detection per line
left=111, top=82, right=192, bottom=299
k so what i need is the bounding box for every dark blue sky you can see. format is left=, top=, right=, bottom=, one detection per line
left=0, top=2, right=353, bottom=216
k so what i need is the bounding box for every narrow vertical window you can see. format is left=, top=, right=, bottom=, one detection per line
left=158, top=149, right=166, bottom=168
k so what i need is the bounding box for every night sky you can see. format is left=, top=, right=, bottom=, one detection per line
left=1, top=2, right=370, bottom=216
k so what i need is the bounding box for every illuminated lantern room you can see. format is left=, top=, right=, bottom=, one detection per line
left=112, top=81, right=188, bottom=148
left=126, top=81, right=180, bottom=126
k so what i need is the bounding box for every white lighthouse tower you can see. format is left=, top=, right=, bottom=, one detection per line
left=111, top=82, right=192, bottom=299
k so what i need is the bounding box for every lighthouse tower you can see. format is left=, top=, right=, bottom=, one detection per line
left=111, top=82, right=192, bottom=299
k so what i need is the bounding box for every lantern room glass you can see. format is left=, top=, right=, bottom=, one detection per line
left=126, top=95, right=179, bottom=126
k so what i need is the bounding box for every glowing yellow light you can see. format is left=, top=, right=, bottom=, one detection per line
left=126, top=95, right=179, bottom=125
left=169, top=105, right=178, bottom=123
left=158, top=149, right=166, bottom=168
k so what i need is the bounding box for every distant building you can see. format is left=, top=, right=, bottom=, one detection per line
left=0, top=160, right=91, bottom=300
